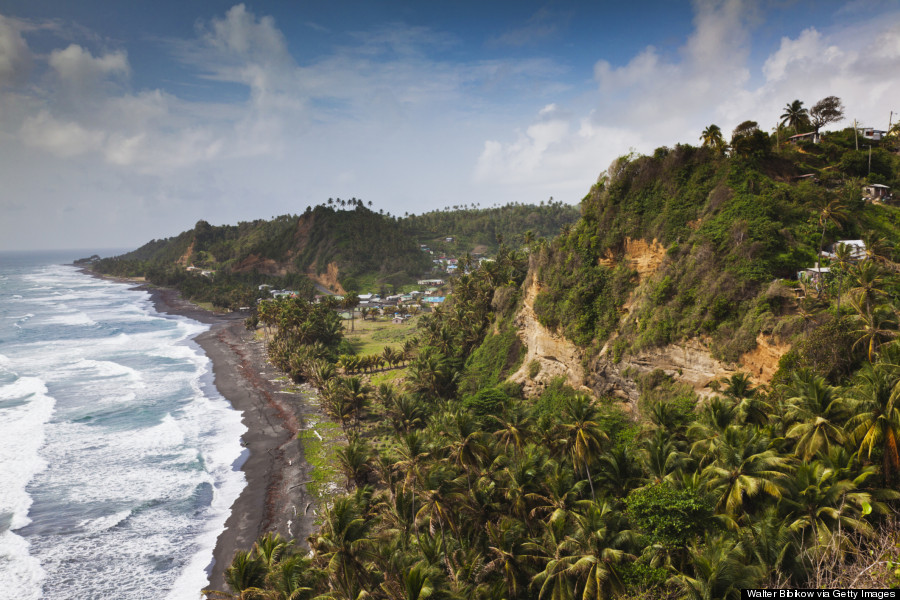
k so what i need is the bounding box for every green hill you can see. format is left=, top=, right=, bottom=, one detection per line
left=91, top=199, right=580, bottom=308
left=533, top=126, right=900, bottom=369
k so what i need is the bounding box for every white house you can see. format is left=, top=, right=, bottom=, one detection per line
left=858, top=128, right=888, bottom=141
left=821, top=240, right=866, bottom=261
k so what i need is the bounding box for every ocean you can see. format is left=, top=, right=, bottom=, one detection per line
left=0, top=251, right=247, bottom=599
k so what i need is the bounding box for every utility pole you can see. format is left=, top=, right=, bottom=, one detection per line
left=854, top=118, right=858, bottom=150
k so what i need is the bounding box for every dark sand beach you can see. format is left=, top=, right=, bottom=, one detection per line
left=84, top=275, right=318, bottom=594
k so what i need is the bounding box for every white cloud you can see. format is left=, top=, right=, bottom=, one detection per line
left=20, top=111, right=105, bottom=156
left=49, top=44, right=129, bottom=89
left=476, top=1, right=900, bottom=195
left=0, top=15, right=31, bottom=86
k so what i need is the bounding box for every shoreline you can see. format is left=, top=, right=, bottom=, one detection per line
left=79, top=271, right=317, bottom=595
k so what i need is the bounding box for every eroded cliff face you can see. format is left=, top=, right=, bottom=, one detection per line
left=307, top=262, right=346, bottom=295
left=510, top=238, right=790, bottom=402
left=508, top=273, right=590, bottom=396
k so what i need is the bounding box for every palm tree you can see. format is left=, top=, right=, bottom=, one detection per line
left=559, top=395, right=608, bottom=500
left=783, top=371, right=848, bottom=461
left=737, top=507, right=801, bottom=586
left=669, top=534, right=763, bottom=599
left=700, top=124, right=726, bottom=153
left=780, top=99, right=809, bottom=132
left=847, top=362, right=900, bottom=485
left=484, top=519, right=533, bottom=599
left=490, top=407, right=534, bottom=464
left=562, top=502, right=634, bottom=600
left=407, top=346, right=453, bottom=399
left=415, top=463, right=466, bottom=538
left=311, top=496, right=374, bottom=598
left=849, top=260, right=888, bottom=317
left=526, top=460, right=590, bottom=528
left=850, top=297, right=897, bottom=363
left=816, top=197, right=848, bottom=257
left=779, top=461, right=885, bottom=556
left=832, top=242, right=853, bottom=310
left=394, top=431, right=431, bottom=540
left=396, top=562, right=437, bottom=600
left=336, top=435, right=373, bottom=491
left=209, top=551, right=267, bottom=599
left=347, top=376, right=372, bottom=429
left=640, top=428, right=691, bottom=484
left=701, top=426, right=792, bottom=516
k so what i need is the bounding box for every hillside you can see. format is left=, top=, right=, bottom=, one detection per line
left=91, top=199, right=581, bottom=308
left=212, top=117, right=900, bottom=598
left=526, top=125, right=900, bottom=398
left=97, top=203, right=431, bottom=291
left=403, top=200, right=580, bottom=255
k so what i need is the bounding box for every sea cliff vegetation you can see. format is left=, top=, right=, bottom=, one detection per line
left=195, top=98, right=900, bottom=598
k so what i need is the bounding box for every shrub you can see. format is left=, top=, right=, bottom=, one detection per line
left=625, top=483, right=714, bottom=547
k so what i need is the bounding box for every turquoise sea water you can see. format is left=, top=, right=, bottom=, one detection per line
left=0, top=252, right=246, bottom=599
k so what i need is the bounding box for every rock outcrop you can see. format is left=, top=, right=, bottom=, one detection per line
left=509, top=237, right=790, bottom=402
left=508, top=273, right=590, bottom=396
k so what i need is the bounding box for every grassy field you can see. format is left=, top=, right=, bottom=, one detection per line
left=343, top=314, right=421, bottom=356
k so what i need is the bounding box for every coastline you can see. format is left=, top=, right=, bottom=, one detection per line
left=81, top=272, right=317, bottom=594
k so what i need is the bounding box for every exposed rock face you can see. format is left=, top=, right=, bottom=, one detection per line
left=589, top=339, right=735, bottom=401
left=509, top=237, right=790, bottom=402
left=588, top=334, right=789, bottom=401
left=739, top=334, right=790, bottom=382
left=178, top=241, right=195, bottom=266
left=508, top=273, right=589, bottom=396
left=307, top=262, right=346, bottom=295
left=597, top=237, right=666, bottom=282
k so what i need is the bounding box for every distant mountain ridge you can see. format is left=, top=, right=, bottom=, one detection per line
left=92, top=200, right=580, bottom=298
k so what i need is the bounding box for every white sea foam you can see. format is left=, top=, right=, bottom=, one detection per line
left=44, top=312, right=96, bottom=327
left=71, top=358, right=143, bottom=383
left=78, top=509, right=133, bottom=534
left=0, top=530, right=45, bottom=600
left=0, top=377, right=54, bottom=600
left=0, top=378, right=54, bottom=527
left=2, top=262, right=248, bottom=598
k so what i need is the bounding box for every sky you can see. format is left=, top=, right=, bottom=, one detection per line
left=1, top=1, right=899, bottom=252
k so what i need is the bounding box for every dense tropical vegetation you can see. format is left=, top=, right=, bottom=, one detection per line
left=192, top=97, right=900, bottom=598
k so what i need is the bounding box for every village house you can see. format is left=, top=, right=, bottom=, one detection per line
left=864, top=183, right=891, bottom=202
left=788, top=131, right=820, bottom=144
left=821, top=240, right=866, bottom=261
left=797, top=264, right=830, bottom=287
left=858, top=127, right=888, bottom=141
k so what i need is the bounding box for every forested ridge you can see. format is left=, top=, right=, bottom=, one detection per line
left=89, top=200, right=579, bottom=309
left=208, top=103, right=900, bottom=599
